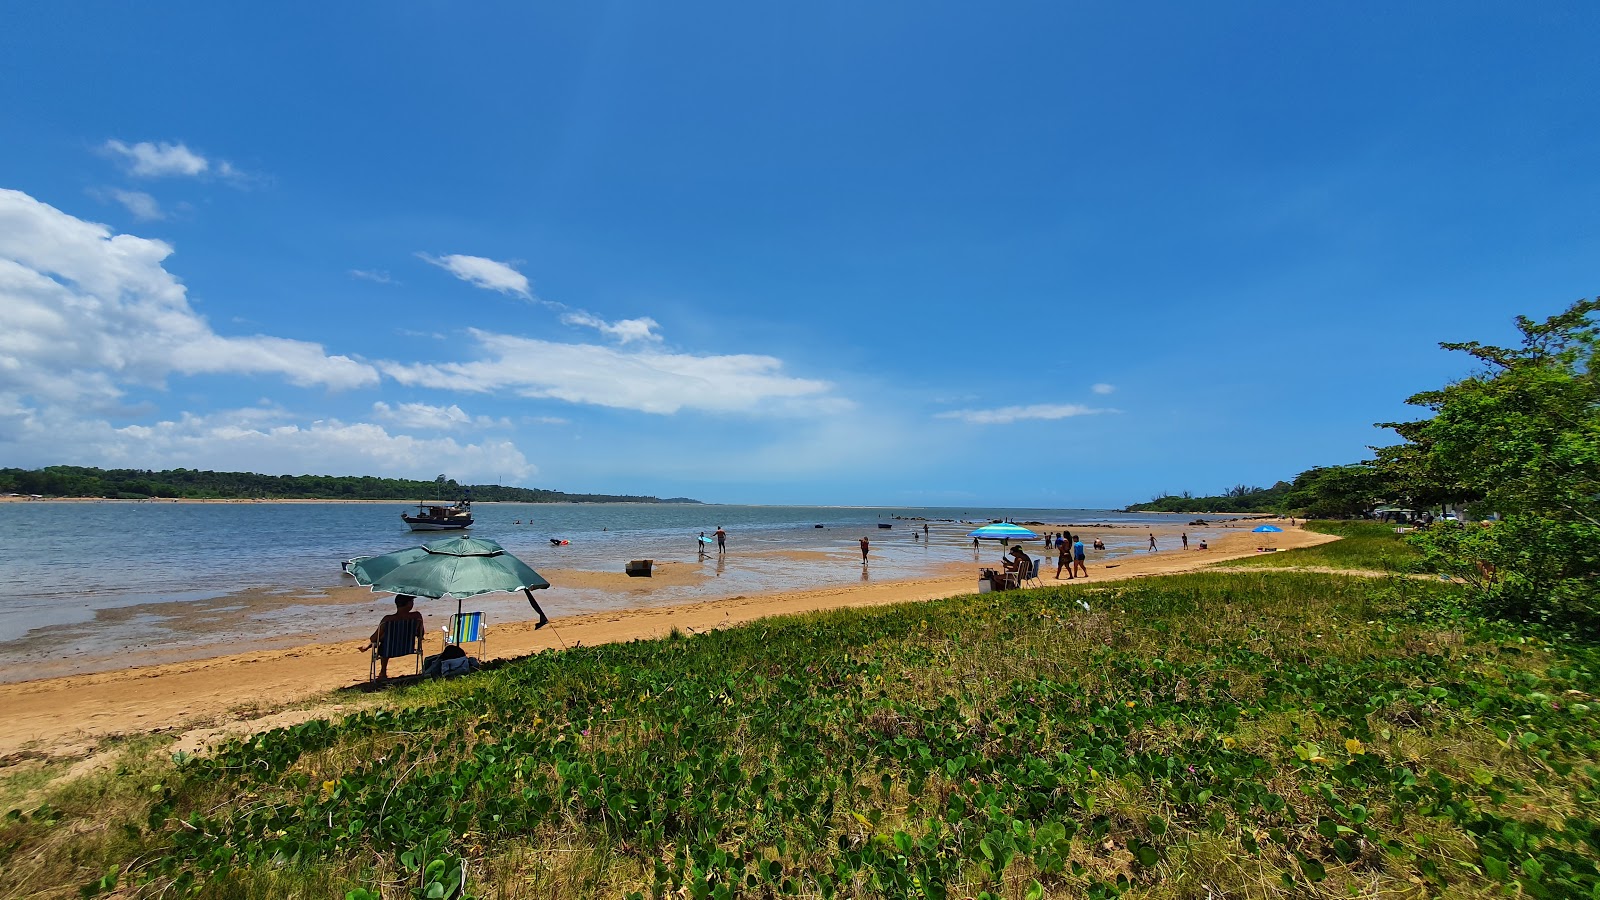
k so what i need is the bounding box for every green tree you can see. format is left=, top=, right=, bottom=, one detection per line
left=1280, top=464, right=1382, bottom=519
left=1379, top=298, right=1600, bottom=623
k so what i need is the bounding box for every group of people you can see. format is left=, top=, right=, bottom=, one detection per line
left=1053, top=532, right=1089, bottom=579
left=697, top=526, right=728, bottom=558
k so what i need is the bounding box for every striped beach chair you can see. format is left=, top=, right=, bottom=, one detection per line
left=447, top=611, right=486, bottom=659
left=370, top=617, right=423, bottom=682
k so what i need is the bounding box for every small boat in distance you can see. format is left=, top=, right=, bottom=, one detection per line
left=401, top=498, right=473, bottom=531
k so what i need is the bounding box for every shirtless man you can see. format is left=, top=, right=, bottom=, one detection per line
left=359, top=594, right=424, bottom=681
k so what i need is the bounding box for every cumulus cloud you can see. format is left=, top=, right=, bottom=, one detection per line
left=561, top=311, right=662, bottom=344
left=372, top=401, right=511, bottom=430
left=419, top=253, right=531, bottom=299
left=0, top=188, right=378, bottom=407
left=101, top=139, right=227, bottom=180
left=936, top=403, right=1114, bottom=425
left=0, top=403, right=535, bottom=483
left=1092, top=383, right=1116, bottom=395
left=350, top=268, right=397, bottom=285
left=380, top=328, right=844, bottom=416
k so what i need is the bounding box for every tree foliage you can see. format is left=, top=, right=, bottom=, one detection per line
left=1380, top=298, right=1600, bottom=624
left=0, top=466, right=699, bottom=504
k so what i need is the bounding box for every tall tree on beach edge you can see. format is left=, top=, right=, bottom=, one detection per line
left=1378, top=298, right=1600, bottom=624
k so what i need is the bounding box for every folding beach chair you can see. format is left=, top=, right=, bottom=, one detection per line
left=1019, top=558, right=1042, bottom=588
left=370, top=617, right=423, bottom=682
left=447, top=611, right=487, bottom=660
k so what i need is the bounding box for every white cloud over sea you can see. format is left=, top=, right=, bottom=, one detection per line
left=0, top=188, right=377, bottom=408
left=0, top=403, right=535, bottom=482
left=380, top=328, right=846, bottom=416
left=936, top=403, right=1114, bottom=425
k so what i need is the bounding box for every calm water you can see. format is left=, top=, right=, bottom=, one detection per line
left=0, top=502, right=1203, bottom=679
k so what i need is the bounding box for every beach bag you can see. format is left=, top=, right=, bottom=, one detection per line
left=440, top=656, right=481, bottom=677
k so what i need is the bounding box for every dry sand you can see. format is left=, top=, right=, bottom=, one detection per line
left=0, top=521, right=1332, bottom=761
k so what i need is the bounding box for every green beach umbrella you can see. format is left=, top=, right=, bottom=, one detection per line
left=349, top=536, right=550, bottom=617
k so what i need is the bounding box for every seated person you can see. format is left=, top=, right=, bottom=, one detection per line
left=1000, top=546, right=1033, bottom=587
left=359, top=594, right=423, bottom=681
left=1197, top=539, right=1208, bottom=550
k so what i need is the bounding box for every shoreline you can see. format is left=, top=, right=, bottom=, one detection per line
left=0, top=522, right=1332, bottom=760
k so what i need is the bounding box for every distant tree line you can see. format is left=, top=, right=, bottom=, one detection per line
left=1128, top=464, right=1387, bottom=519
left=0, top=466, right=699, bottom=504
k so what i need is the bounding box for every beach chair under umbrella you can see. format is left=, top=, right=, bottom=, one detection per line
left=348, top=537, right=552, bottom=654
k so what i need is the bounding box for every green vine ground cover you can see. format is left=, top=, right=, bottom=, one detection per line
left=5, top=570, right=1599, bottom=899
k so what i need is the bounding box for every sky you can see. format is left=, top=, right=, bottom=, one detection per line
left=1, top=3, right=1596, bottom=507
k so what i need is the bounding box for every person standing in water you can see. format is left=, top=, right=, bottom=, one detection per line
left=715, top=526, right=727, bottom=555
left=859, top=536, right=870, bottom=563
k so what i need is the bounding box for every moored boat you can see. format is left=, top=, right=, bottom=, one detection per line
left=401, top=498, right=473, bottom=531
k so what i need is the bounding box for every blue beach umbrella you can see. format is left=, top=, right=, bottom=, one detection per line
left=1252, top=524, right=1284, bottom=533
left=967, top=522, right=1039, bottom=542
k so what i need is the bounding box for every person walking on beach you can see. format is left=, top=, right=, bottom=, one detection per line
left=1181, top=532, right=1189, bottom=550
left=1056, top=536, right=1072, bottom=579
left=859, top=536, right=870, bottom=564
left=698, top=532, right=708, bottom=559
left=1073, top=536, right=1088, bottom=578
left=1148, top=531, right=1157, bottom=551
left=715, top=526, right=727, bottom=555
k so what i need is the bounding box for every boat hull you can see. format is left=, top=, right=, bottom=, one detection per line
left=403, top=518, right=473, bottom=531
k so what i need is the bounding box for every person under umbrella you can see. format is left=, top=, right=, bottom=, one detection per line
left=359, top=594, right=423, bottom=681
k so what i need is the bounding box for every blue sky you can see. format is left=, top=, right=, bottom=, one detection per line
left=1, top=3, right=1596, bottom=507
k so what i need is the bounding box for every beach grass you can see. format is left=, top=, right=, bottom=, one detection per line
left=1218, top=520, right=1425, bottom=573
left=5, top=567, right=1598, bottom=899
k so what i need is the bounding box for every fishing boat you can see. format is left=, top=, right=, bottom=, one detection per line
left=401, top=498, right=473, bottom=531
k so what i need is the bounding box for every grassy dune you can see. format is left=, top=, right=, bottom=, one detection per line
left=1223, top=521, right=1425, bottom=573
left=5, top=561, right=1599, bottom=898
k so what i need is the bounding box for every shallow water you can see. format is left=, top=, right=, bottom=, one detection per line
left=0, top=501, right=1216, bottom=680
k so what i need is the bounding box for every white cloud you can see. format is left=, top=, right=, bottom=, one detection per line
left=1092, top=383, right=1116, bottom=395
left=936, top=403, right=1114, bottom=425
left=0, top=403, right=535, bottom=483
left=419, top=253, right=531, bottom=299
left=0, top=188, right=378, bottom=408
left=380, top=328, right=844, bottom=416
left=350, top=268, right=397, bottom=284
left=561, top=311, right=662, bottom=344
left=372, top=401, right=511, bottom=430
left=108, top=189, right=165, bottom=221
left=101, top=140, right=211, bottom=178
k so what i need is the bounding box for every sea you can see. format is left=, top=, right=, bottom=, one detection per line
left=0, top=502, right=1211, bottom=681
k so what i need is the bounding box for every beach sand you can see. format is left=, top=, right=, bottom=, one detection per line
left=0, top=520, right=1329, bottom=761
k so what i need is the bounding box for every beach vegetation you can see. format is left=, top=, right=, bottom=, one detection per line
left=6, top=571, right=1599, bottom=899
left=1222, top=520, right=1423, bottom=573
left=1379, top=298, right=1600, bottom=626
left=0, top=466, right=700, bottom=504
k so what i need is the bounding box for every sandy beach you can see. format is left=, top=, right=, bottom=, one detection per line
left=0, top=520, right=1329, bottom=762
